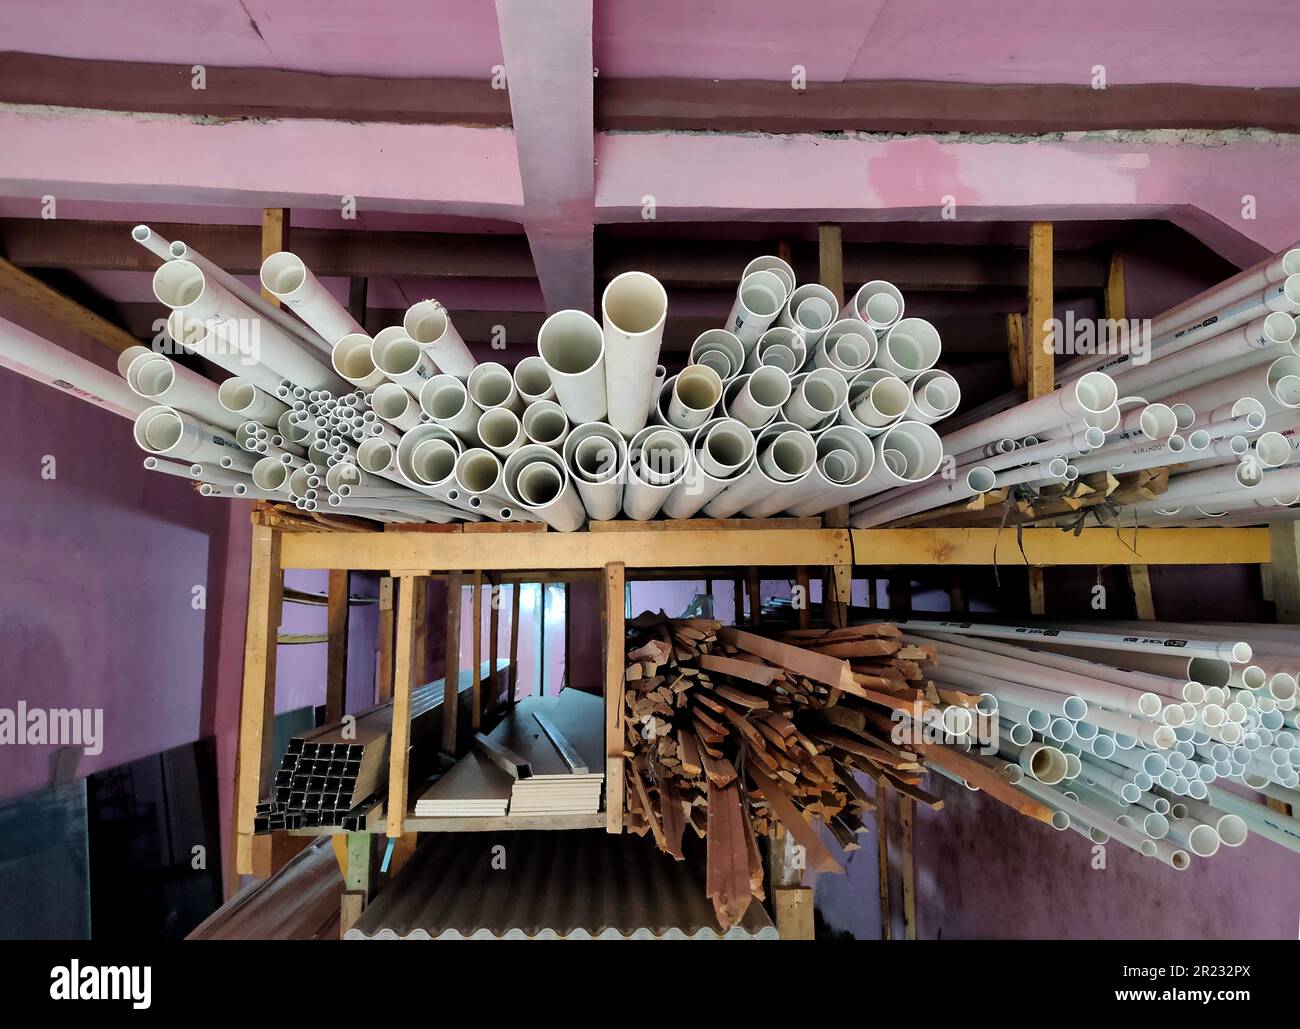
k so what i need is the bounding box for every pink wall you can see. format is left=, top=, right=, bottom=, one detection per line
left=0, top=299, right=236, bottom=804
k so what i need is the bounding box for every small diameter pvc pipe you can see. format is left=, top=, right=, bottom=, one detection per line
left=259, top=251, right=363, bottom=345
left=402, top=300, right=477, bottom=377
left=877, top=318, right=942, bottom=381
left=852, top=464, right=995, bottom=527
left=623, top=426, right=690, bottom=520
left=370, top=382, right=423, bottom=431
left=538, top=309, right=608, bottom=424
left=845, top=280, right=904, bottom=331
left=783, top=367, right=849, bottom=429
left=727, top=367, right=792, bottom=429
left=371, top=326, right=437, bottom=393
left=521, top=399, right=570, bottom=451
left=502, top=444, right=586, bottom=532
left=152, top=259, right=344, bottom=392
left=602, top=271, right=667, bottom=438
left=815, top=320, right=877, bottom=374
left=133, top=405, right=255, bottom=468
left=468, top=361, right=524, bottom=415
left=331, top=333, right=388, bottom=390
left=513, top=355, right=555, bottom=404
left=667, top=364, right=723, bottom=431
left=218, top=376, right=290, bottom=425
left=563, top=421, right=627, bottom=520
left=726, top=270, right=787, bottom=348
left=477, top=408, right=525, bottom=458
left=419, top=374, right=483, bottom=443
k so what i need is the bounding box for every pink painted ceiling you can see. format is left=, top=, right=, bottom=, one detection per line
left=6, top=0, right=1299, bottom=86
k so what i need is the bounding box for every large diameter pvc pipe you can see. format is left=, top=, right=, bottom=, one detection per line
left=371, top=326, right=437, bottom=394
left=741, top=427, right=820, bottom=517
left=1163, top=353, right=1300, bottom=416
left=940, top=372, right=1118, bottom=456
left=703, top=421, right=810, bottom=518
left=165, top=311, right=284, bottom=394
left=513, top=356, right=555, bottom=405
left=419, top=374, right=482, bottom=443
left=502, top=444, right=586, bottom=532
left=331, top=333, right=388, bottom=390
left=521, top=399, right=570, bottom=451
left=0, top=318, right=152, bottom=421
left=133, top=405, right=256, bottom=468
left=727, top=367, right=791, bottom=429
left=690, top=329, right=746, bottom=381
left=152, top=259, right=345, bottom=391
left=815, top=320, right=876, bottom=374
left=1114, top=311, right=1297, bottom=398
left=777, top=283, right=838, bottom=347
left=844, top=280, right=904, bottom=331
left=662, top=418, right=756, bottom=518
left=726, top=270, right=787, bottom=348
left=371, top=382, right=423, bottom=431
left=847, top=420, right=944, bottom=502
left=668, top=364, right=723, bottom=431
left=877, top=318, right=942, bottom=381
left=259, top=251, right=363, bottom=345
left=453, top=447, right=506, bottom=503
left=897, top=617, right=1250, bottom=663
left=562, top=421, right=627, bottom=520
left=402, top=300, right=477, bottom=377
left=602, top=272, right=667, bottom=438
left=784, top=425, right=878, bottom=516
left=218, top=376, right=290, bottom=425
left=467, top=361, right=524, bottom=415
left=125, top=350, right=239, bottom=430
left=846, top=369, right=911, bottom=434
left=742, top=255, right=796, bottom=295
left=623, top=426, right=690, bottom=520
left=477, top=408, right=524, bottom=457
left=905, top=369, right=961, bottom=424
left=538, top=309, right=608, bottom=424
left=783, top=367, right=849, bottom=429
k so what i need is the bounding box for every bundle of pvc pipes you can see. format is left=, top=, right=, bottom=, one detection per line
left=0, top=232, right=963, bottom=532
left=912, top=244, right=1300, bottom=530
left=890, top=617, right=1300, bottom=864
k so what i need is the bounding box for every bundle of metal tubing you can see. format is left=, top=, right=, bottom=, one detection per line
left=891, top=617, right=1300, bottom=866
left=855, top=242, right=1300, bottom=528
left=0, top=228, right=964, bottom=531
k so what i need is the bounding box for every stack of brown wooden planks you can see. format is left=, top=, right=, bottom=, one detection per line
left=621, top=616, right=977, bottom=930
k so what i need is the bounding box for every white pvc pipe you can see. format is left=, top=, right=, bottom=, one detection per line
left=467, top=361, right=524, bottom=415
left=402, top=300, right=477, bottom=377
left=727, top=367, right=791, bottom=429
left=815, top=320, right=877, bottom=374
left=940, top=372, right=1119, bottom=456
left=419, top=374, right=483, bottom=443
left=537, top=309, right=607, bottom=424
left=905, top=369, right=961, bottom=424
left=778, top=283, right=838, bottom=347
left=663, top=418, right=758, bottom=519
left=783, top=425, right=878, bottom=516
left=562, top=421, right=626, bottom=521
left=690, top=329, right=746, bottom=381
left=877, top=318, right=942, bottom=381
left=1164, top=353, right=1300, bottom=416
left=742, top=255, right=796, bottom=295
left=259, top=251, right=363, bottom=345
left=370, top=382, right=423, bottom=431
left=726, top=270, right=787, bottom=348
left=513, top=355, right=555, bottom=404
left=502, top=443, right=586, bottom=532
left=521, top=399, right=570, bottom=451
left=330, top=333, right=387, bottom=391
left=844, top=280, right=904, bottom=331
left=602, top=271, right=667, bottom=438
left=846, top=368, right=911, bottom=434
left=133, top=405, right=256, bottom=468
left=851, top=465, right=995, bottom=527
left=623, top=426, right=690, bottom=520
left=152, top=259, right=344, bottom=392
left=124, top=350, right=238, bottom=429
left=783, top=367, right=848, bottom=429
left=848, top=420, right=944, bottom=502
left=667, top=364, right=723, bottom=431
left=218, top=376, right=290, bottom=425
left=703, top=421, right=810, bottom=518
left=477, top=407, right=525, bottom=457
left=165, top=311, right=284, bottom=394
left=371, top=326, right=437, bottom=394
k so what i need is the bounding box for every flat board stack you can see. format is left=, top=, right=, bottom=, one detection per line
left=415, top=690, right=604, bottom=818
left=622, top=615, right=976, bottom=929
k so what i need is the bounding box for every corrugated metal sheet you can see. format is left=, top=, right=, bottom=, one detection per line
left=346, top=830, right=778, bottom=940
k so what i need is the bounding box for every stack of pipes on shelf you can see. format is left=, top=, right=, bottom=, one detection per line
left=0, top=226, right=962, bottom=530
left=890, top=618, right=1300, bottom=866
left=851, top=244, right=1300, bottom=529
